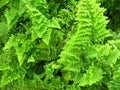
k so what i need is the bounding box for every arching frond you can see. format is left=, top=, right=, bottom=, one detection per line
left=58, top=0, right=111, bottom=73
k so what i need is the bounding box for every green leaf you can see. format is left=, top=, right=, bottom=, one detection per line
left=27, top=55, right=35, bottom=63
left=79, top=65, right=103, bottom=86
left=31, top=30, right=38, bottom=42
left=0, top=67, right=25, bottom=87
left=0, top=71, right=19, bottom=87
left=105, top=49, right=120, bottom=67
left=87, top=44, right=111, bottom=58
left=0, top=55, right=10, bottom=71
left=48, top=18, right=61, bottom=29
left=4, top=35, right=31, bottom=66
left=0, top=0, right=10, bottom=8
left=42, top=28, right=52, bottom=45
left=0, top=22, right=8, bottom=41
left=4, top=7, right=17, bottom=30
left=15, top=39, right=31, bottom=66
left=3, top=35, right=15, bottom=50
left=107, top=66, right=120, bottom=90
left=18, top=0, right=27, bottom=15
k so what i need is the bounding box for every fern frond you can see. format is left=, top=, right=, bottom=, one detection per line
left=4, top=35, right=32, bottom=66
left=33, top=42, right=58, bottom=61
left=79, top=64, right=103, bottom=86
left=0, top=63, right=26, bottom=88
left=0, top=0, right=10, bottom=8
left=58, top=0, right=110, bottom=73
left=104, top=49, right=120, bottom=67
left=26, top=4, right=60, bottom=45
left=107, top=65, right=120, bottom=90
left=4, top=7, right=17, bottom=30
left=76, top=0, right=111, bottom=43
left=0, top=53, right=11, bottom=71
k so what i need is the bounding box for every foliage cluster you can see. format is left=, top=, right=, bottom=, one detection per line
left=0, top=0, right=120, bottom=90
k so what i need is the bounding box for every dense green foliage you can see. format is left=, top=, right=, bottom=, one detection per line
left=0, top=0, right=120, bottom=90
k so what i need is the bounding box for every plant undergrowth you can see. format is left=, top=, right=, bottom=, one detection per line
left=0, top=0, right=120, bottom=90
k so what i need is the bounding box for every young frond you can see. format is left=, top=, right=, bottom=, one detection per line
left=57, top=0, right=110, bottom=73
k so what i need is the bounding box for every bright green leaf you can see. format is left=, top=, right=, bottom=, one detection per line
left=79, top=65, right=103, bottom=86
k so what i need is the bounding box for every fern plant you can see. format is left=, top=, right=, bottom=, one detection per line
left=46, top=0, right=120, bottom=89
left=0, top=0, right=62, bottom=89
left=0, top=0, right=120, bottom=90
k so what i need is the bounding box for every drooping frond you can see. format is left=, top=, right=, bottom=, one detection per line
left=26, top=4, right=60, bottom=45
left=4, top=35, right=32, bottom=66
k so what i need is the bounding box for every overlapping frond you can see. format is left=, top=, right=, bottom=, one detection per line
left=26, top=4, right=60, bottom=45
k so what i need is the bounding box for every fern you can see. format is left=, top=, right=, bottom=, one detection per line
left=0, top=0, right=62, bottom=88
left=79, top=64, right=103, bottom=86
left=107, top=65, right=120, bottom=90
left=0, top=67, right=25, bottom=88
left=3, top=35, right=32, bottom=66
left=0, top=0, right=120, bottom=89
left=4, top=6, right=17, bottom=30
left=26, top=3, right=60, bottom=45
left=49, top=0, right=120, bottom=88
left=58, top=0, right=110, bottom=72
left=0, top=0, right=10, bottom=8
left=3, top=0, right=61, bottom=65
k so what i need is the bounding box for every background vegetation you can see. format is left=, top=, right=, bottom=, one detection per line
left=0, top=0, right=120, bottom=90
